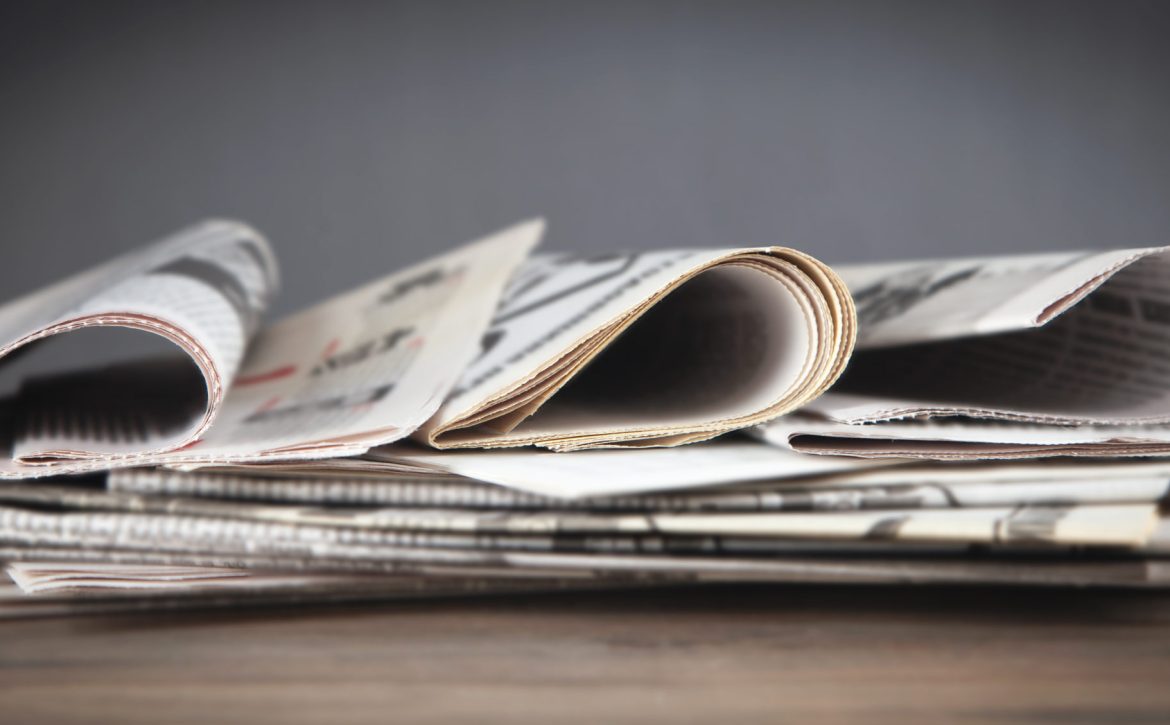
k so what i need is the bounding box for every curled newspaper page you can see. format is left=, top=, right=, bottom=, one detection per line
left=758, top=246, right=1170, bottom=458
left=0, top=220, right=278, bottom=475
left=421, top=246, right=856, bottom=451
left=0, top=219, right=541, bottom=478
left=157, top=219, right=542, bottom=467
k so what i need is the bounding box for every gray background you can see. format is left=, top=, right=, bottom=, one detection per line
left=2, top=0, right=1168, bottom=315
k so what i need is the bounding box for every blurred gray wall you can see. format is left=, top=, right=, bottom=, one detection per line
left=2, top=0, right=1168, bottom=315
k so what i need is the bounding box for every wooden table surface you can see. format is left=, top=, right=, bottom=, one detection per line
left=3, top=584, right=1170, bottom=724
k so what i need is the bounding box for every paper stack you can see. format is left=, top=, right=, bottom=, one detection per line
left=2, top=220, right=1168, bottom=615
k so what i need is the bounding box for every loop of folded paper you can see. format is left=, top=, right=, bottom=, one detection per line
left=425, top=247, right=856, bottom=451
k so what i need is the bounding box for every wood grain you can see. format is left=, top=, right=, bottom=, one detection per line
left=2, top=584, right=1170, bottom=724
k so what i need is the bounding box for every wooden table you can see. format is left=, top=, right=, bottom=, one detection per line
left=3, top=584, right=1169, bottom=723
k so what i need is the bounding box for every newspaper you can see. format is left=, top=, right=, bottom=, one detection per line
left=125, top=447, right=1170, bottom=504
left=109, top=457, right=1170, bottom=508
left=2, top=562, right=592, bottom=597
left=164, top=439, right=893, bottom=498
left=15, top=468, right=1170, bottom=529
left=367, top=439, right=890, bottom=497
left=0, top=220, right=276, bottom=471
left=7, top=475, right=1168, bottom=537
left=1, top=219, right=861, bottom=480
left=4, top=545, right=1168, bottom=588
left=109, top=468, right=565, bottom=508
left=0, top=501, right=1156, bottom=553
left=6, top=562, right=340, bottom=593
left=758, top=246, right=1170, bottom=457
left=418, top=246, right=855, bottom=450
left=0, top=220, right=540, bottom=477
left=759, top=406, right=1170, bottom=460
left=0, top=563, right=616, bottom=618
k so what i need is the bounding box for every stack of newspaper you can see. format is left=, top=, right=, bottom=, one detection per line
left=2, top=219, right=1169, bottom=616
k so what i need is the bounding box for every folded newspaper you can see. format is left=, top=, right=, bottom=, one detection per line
left=757, top=246, right=1170, bottom=458
left=0, top=219, right=856, bottom=480
left=420, top=244, right=855, bottom=450
left=0, top=219, right=538, bottom=477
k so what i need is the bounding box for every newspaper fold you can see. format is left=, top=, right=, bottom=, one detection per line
left=758, top=408, right=1170, bottom=460
left=421, top=246, right=856, bottom=450
left=0, top=220, right=541, bottom=477
left=0, top=220, right=277, bottom=469
left=758, top=246, right=1170, bottom=458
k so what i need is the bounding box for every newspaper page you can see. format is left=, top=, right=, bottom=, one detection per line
left=0, top=221, right=538, bottom=481
left=109, top=467, right=564, bottom=508
left=370, top=439, right=890, bottom=497
left=16, top=553, right=1170, bottom=591
left=5, top=541, right=1169, bottom=589
left=110, top=456, right=1170, bottom=509
left=156, top=220, right=541, bottom=465
left=758, top=246, right=1170, bottom=457
left=419, top=245, right=856, bottom=451
left=759, top=406, right=1170, bottom=459
left=0, top=220, right=278, bottom=476
left=2, top=562, right=587, bottom=597
left=0, top=563, right=613, bottom=618
left=8, top=471, right=1169, bottom=527
left=100, top=466, right=1170, bottom=513
left=0, top=563, right=613, bottom=622
left=0, top=501, right=1156, bottom=554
